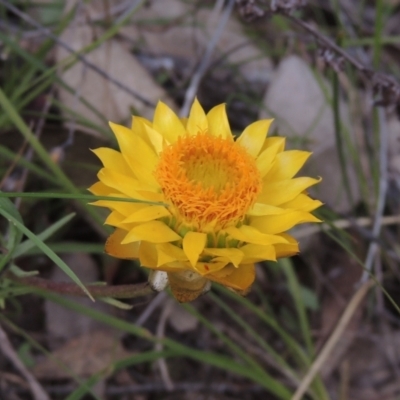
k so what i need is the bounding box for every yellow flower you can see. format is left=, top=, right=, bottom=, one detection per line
left=89, top=99, right=322, bottom=302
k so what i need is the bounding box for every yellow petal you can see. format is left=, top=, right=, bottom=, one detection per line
left=109, top=122, right=159, bottom=186
left=237, top=119, right=273, bottom=157
left=89, top=199, right=125, bottom=210
left=91, top=199, right=146, bottom=216
left=250, top=211, right=321, bottom=234
left=183, top=231, right=207, bottom=268
left=132, top=116, right=159, bottom=150
left=131, top=115, right=152, bottom=137
left=224, top=225, right=288, bottom=246
left=203, top=248, right=243, bottom=268
left=88, top=181, right=113, bottom=196
left=153, top=101, right=185, bottom=143
left=280, top=194, right=323, bottom=212
left=109, top=121, right=135, bottom=153
left=274, top=233, right=299, bottom=258
left=265, top=150, right=311, bottom=181
left=90, top=191, right=157, bottom=214
left=156, top=246, right=178, bottom=267
left=122, top=221, right=181, bottom=244
left=105, top=229, right=139, bottom=259
left=180, top=117, right=188, bottom=128
left=258, top=177, right=321, bottom=205
left=125, top=153, right=159, bottom=188
left=97, top=168, right=151, bottom=199
left=241, top=243, right=276, bottom=263
left=91, top=148, right=131, bottom=176
left=208, top=263, right=255, bottom=291
left=256, top=137, right=286, bottom=177
left=132, top=115, right=151, bottom=128
left=194, top=261, right=229, bottom=275
left=156, top=260, right=192, bottom=272
left=247, top=203, right=287, bottom=216
left=139, top=241, right=157, bottom=268
left=104, top=210, right=126, bottom=227
left=187, top=97, right=208, bottom=135
left=122, top=205, right=170, bottom=223
left=156, top=243, right=187, bottom=267
left=144, top=124, right=164, bottom=154
left=137, top=191, right=165, bottom=203
left=109, top=202, right=146, bottom=216
left=260, top=135, right=285, bottom=153
left=206, top=103, right=232, bottom=139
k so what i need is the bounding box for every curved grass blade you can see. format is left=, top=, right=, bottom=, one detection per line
left=0, top=192, right=165, bottom=206
left=36, top=291, right=293, bottom=399
left=0, top=196, right=24, bottom=272
left=14, top=212, right=76, bottom=258
left=0, top=207, right=93, bottom=301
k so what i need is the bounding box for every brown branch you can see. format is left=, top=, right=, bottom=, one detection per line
left=0, top=325, right=50, bottom=400
left=0, top=0, right=155, bottom=108
left=236, top=0, right=400, bottom=107
left=10, top=276, right=155, bottom=299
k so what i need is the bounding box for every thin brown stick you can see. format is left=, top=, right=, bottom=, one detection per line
left=236, top=0, right=400, bottom=107
left=291, top=280, right=374, bottom=400
left=0, top=0, right=154, bottom=108
left=0, top=325, right=50, bottom=400
left=10, top=275, right=155, bottom=299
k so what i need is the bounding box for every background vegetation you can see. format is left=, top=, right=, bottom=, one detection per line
left=1, top=0, right=400, bottom=399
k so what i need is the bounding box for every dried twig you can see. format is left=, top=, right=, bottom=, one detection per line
left=135, top=292, right=168, bottom=326
left=0, top=0, right=155, bottom=108
left=236, top=0, right=400, bottom=107
left=9, top=275, right=155, bottom=299
left=361, top=108, right=389, bottom=282
left=155, top=300, right=175, bottom=391
left=180, top=0, right=236, bottom=117
left=0, top=325, right=50, bottom=400
left=15, top=91, right=56, bottom=210
left=292, top=280, right=374, bottom=400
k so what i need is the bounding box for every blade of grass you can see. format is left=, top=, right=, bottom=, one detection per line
left=0, top=84, right=114, bottom=232
left=332, top=72, right=354, bottom=208
left=214, top=285, right=310, bottom=367
left=0, top=207, right=93, bottom=301
left=211, top=284, right=329, bottom=400
left=0, top=316, right=102, bottom=400
left=0, top=145, right=58, bottom=185
left=279, top=258, right=314, bottom=357
left=0, top=197, right=24, bottom=272
left=66, top=350, right=179, bottom=400
left=13, top=212, right=76, bottom=258
left=0, top=32, right=110, bottom=136
left=33, top=290, right=293, bottom=399
left=20, top=242, right=104, bottom=256
left=182, top=302, right=289, bottom=397
left=0, top=192, right=165, bottom=206
left=208, top=292, right=298, bottom=380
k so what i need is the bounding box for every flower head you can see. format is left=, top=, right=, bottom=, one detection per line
left=89, top=99, right=322, bottom=302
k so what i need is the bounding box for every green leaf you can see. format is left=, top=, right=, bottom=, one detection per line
left=301, top=285, right=319, bottom=311
left=14, top=212, right=76, bottom=258
left=0, top=192, right=165, bottom=206
left=0, top=206, right=94, bottom=301
left=280, top=258, right=314, bottom=356
left=9, top=264, right=38, bottom=278
left=36, top=291, right=293, bottom=399
left=98, top=297, right=133, bottom=310
left=0, top=196, right=24, bottom=272
left=17, top=342, right=35, bottom=368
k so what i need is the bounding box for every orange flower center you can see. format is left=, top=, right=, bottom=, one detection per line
left=155, top=133, right=262, bottom=230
